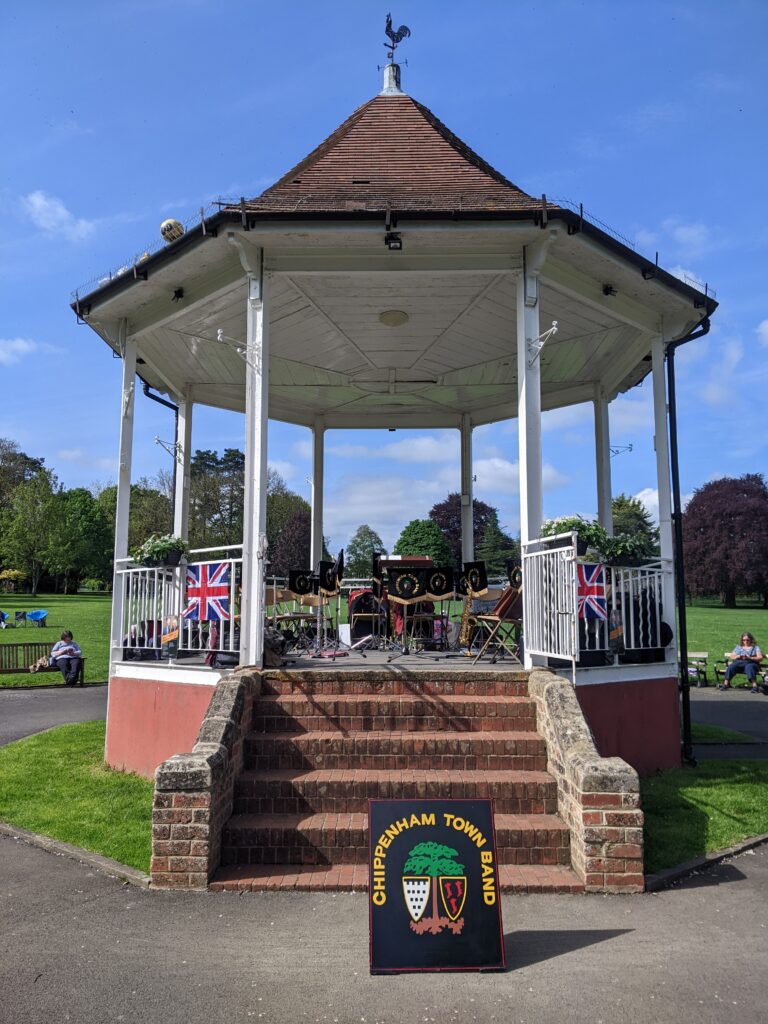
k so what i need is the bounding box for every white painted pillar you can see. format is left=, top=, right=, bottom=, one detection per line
left=110, top=320, right=136, bottom=658
left=240, top=261, right=270, bottom=667
left=652, top=337, right=676, bottom=659
left=593, top=384, right=613, bottom=534
left=173, top=395, right=193, bottom=541
left=516, top=248, right=547, bottom=547
left=310, top=419, right=325, bottom=569
left=460, top=414, right=474, bottom=564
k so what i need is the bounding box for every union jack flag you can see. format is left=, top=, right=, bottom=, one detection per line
left=577, top=563, right=607, bottom=621
left=182, top=562, right=230, bottom=621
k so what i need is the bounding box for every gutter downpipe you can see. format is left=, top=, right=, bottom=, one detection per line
left=666, top=316, right=711, bottom=767
left=141, top=380, right=179, bottom=533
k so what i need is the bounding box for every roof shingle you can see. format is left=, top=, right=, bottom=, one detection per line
left=235, top=93, right=549, bottom=215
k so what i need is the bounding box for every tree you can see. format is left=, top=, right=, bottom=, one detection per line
left=47, top=488, right=112, bottom=592
left=429, top=493, right=511, bottom=566
left=394, top=519, right=453, bottom=567
left=683, top=474, right=768, bottom=607
left=611, top=493, right=659, bottom=561
left=403, top=841, right=465, bottom=935
left=266, top=470, right=311, bottom=560
left=271, top=509, right=311, bottom=576
left=0, top=470, right=58, bottom=594
left=476, top=510, right=520, bottom=574
left=0, top=438, right=45, bottom=517
left=346, top=524, right=386, bottom=577
left=97, top=480, right=173, bottom=556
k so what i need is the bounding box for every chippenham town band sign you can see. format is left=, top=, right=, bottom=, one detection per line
left=369, top=800, right=505, bottom=973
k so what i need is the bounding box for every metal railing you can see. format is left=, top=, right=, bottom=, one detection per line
left=521, top=533, right=579, bottom=670
left=115, top=547, right=242, bottom=662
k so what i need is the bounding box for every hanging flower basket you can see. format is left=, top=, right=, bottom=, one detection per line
left=132, top=534, right=189, bottom=568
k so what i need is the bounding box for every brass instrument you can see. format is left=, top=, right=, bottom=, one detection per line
left=458, top=594, right=474, bottom=649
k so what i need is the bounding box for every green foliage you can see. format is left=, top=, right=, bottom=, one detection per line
left=0, top=469, right=58, bottom=594
left=46, top=487, right=112, bottom=591
left=541, top=515, right=609, bottom=553
left=132, top=533, right=189, bottom=565
left=0, top=437, right=45, bottom=517
left=189, top=448, right=245, bottom=548
left=0, top=721, right=153, bottom=872
left=394, top=519, right=453, bottom=567
left=97, top=480, right=172, bottom=555
left=611, top=493, right=659, bottom=560
left=404, top=841, right=464, bottom=877
left=346, top=524, right=386, bottom=577
left=0, top=568, right=27, bottom=591
left=642, top=760, right=768, bottom=874
left=429, top=493, right=504, bottom=566
left=271, top=509, right=311, bottom=576
left=476, top=510, right=520, bottom=575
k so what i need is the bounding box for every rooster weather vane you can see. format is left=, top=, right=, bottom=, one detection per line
left=384, top=13, right=411, bottom=61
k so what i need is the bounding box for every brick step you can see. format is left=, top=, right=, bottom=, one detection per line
left=251, top=694, right=537, bottom=734
left=244, top=730, right=547, bottom=772
left=221, top=812, right=571, bottom=867
left=233, top=768, right=557, bottom=816
left=210, top=862, right=584, bottom=894
left=261, top=672, right=531, bottom=698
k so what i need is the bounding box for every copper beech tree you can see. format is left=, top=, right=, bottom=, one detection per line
left=682, top=474, right=768, bottom=607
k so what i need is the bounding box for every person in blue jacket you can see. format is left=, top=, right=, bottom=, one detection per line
left=50, top=631, right=83, bottom=686
left=719, top=632, right=763, bottom=692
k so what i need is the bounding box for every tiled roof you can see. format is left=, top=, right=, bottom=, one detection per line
left=235, top=94, right=549, bottom=215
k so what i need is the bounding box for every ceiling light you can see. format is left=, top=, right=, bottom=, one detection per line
left=379, top=309, right=409, bottom=327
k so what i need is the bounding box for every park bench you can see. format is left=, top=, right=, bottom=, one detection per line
left=684, top=650, right=710, bottom=686
left=0, top=642, right=85, bottom=685
left=714, top=654, right=768, bottom=688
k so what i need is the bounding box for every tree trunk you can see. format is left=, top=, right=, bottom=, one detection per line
left=723, top=585, right=736, bottom=608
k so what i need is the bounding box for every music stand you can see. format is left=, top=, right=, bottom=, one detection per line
left=425, top=566, right=455, bottom=652
left=386, top=567, right=429, bottom=662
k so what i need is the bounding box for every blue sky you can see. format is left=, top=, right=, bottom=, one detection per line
left=2, top=1, right=767, bottom=552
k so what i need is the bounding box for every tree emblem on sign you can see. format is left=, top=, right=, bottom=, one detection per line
left=402, top=842, right=466, bottom=935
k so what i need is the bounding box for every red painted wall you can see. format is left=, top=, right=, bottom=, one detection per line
left=576, top=676, right=681, bottom=776
left=106, top=676, right=215, bottom=778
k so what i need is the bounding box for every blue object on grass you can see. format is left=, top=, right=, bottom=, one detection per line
left=27, top=609, right=48, bottom=627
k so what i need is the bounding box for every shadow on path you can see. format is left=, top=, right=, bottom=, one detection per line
left=504, top=928, right=633, bottom=970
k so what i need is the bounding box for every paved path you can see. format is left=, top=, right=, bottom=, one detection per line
left=0, top=685, right=107, bottom=747
left=690, top=686, right=768, bottom=761
left=1, top=832, right=766, bottom=1024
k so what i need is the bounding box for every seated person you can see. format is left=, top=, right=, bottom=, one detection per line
left=719, top=632, right=763, bottom=692
left=50, top=630, right=83, bottom=686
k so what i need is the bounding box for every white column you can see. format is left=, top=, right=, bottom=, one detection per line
left=593, top=384, right=613, bottom=534
left=110, top=320, right=136, bottom=658
left=173, top=395, right=193, bottom=541
left=516, top=252, right=544, bottom=546
left=310, top=418, right=325, bottom=569
left=460, top=414, right=474, bottom=564
left=652, top=337, right=676, bottom=659
left=240, top=264, right=270, bottom=667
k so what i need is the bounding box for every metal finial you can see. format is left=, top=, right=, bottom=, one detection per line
left=384, top=13, right=411, bottom=61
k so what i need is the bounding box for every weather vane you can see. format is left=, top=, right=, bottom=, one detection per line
left=384, top=13, right=411, bottom=62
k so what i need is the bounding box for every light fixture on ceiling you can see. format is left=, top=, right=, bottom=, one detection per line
left=379, top=309, right=409, bottom=327
left=384, top=230, right=402, bottom=251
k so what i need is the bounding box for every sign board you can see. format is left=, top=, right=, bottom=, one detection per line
left=369, top=799, right=505, bottom=973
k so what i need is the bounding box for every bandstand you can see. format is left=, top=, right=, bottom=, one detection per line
left=73, top=56, right=716, bottom=893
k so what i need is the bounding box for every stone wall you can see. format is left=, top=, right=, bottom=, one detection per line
left=150, top=669, right=261, bottom=889
left=527, top=669, right=644, bottom=893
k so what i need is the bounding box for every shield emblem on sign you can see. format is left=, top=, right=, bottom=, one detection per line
left=439, top=876, right=467, bottom=921
left=402, top=876, right=430, bottom=922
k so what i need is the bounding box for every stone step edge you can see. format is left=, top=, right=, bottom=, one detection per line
left=236, top=767, right=555, bottom=785
left=209, top=863, right=584, bottom=894
left=254, top=693, right=535, bottom=705
left=246, top=729, right=546, bottom=746
left=224, top=811, right=568, bottom=834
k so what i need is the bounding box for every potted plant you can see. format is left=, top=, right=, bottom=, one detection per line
left=540, top=516, right=610, bottom=558
left=132, top=534, right=189, bottom=568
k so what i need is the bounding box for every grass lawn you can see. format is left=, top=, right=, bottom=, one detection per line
left=0, top=721, right=153, bottom=873
left=684, top=600, right=768, bottom=674
left=0, top=593, right=111, bottom=687
left=641, top=760, right=768, bottom=874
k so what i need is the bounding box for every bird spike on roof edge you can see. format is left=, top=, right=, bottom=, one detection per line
left=384, top=13, right=411, bottom=61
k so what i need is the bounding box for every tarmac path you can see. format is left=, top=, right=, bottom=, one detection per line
left=1, top=832, right=767, bottom=1024
left=0, top=684, right=108, bottom=747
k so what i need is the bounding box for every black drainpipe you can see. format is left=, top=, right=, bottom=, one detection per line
left=665, top=317, right=711, bottom=767
left=141, top=380, right=179, bottom=533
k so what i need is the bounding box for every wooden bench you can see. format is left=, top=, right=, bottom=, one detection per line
left=683, top=650, right=709, bottom=686
left=714, top=654, right=768, bottom=688
left=0, top=642, right=85, bottom=685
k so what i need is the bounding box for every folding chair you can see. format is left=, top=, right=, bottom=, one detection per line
left=472, top=584, right=523, bottom=664
left=15, top=611, right=27, bottom=627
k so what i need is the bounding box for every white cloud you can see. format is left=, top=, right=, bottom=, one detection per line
left=611, top=392, right=653, bottom=435
left=56, top=448, right=115, bottom=472
left=542, top=404, right=592, bottom=432
left=268, top=459, right=296, bottom=482
left=0, top=337, right=61, bottom=366
left=700, top=337, right=743, bottom=406
left=662, top=218, right=712, bottom=259
left=756, top=320, right=768, bottom=349
left=326, top=435, right=460, bottom=464
left=20, top=190, right=95, bottom=241
left=292, top=438, right=312, bottom=460
left=635, top=486, right=692, bottom=526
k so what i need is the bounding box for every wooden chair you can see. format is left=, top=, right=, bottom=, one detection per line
left=472, top=584, right=523, bottom=664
